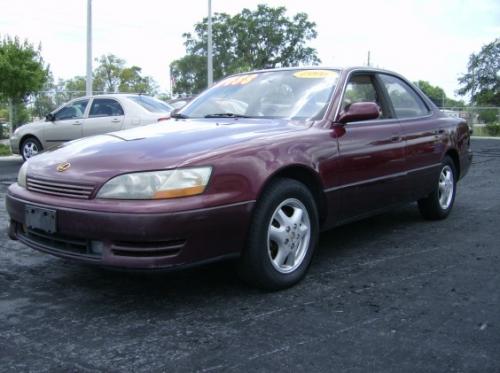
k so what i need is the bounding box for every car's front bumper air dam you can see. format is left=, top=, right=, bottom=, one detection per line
left=6, top=193, right=255, bottom=270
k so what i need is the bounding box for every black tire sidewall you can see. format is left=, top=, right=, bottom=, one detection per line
left=418, top=155, right=457, bottom=220
left=438, top=157, right=457, bottom=216
left=241, top=178, right=319, bottom=290
left=21, top=137, right=42, bottom=161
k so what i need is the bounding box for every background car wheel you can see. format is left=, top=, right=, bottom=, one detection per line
left=21, top=137, right=43, bottom=161
left=418, top=156, right=457, bottom=220
left=238, top=178, right=319, bottom=290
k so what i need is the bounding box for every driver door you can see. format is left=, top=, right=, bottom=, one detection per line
left=43, top=99, right=89, bottom=149
left=335, top=73, right=406, bottom=220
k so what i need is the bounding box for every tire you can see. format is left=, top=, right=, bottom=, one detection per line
left=238, top=178, right=319, bottom=290
left=21, top=137, right=43, bottom=161
left=418, top=156, right=457, bottom=220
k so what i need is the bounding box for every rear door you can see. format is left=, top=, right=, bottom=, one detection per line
left=335, top=73, right=406, bottom=220
left=377, top=74, right=442, bottom=200
left=83, top=98, right=125, bottom=137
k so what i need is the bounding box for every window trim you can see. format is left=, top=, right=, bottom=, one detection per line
left=333, top=69, right=436, bottom=124
left=54, top=98, right=90, bottom=121
left=88, top=97, right=125, bottom=118
left=377, top=73, right=433, bottom=121
left=337, top=71, right=392, bottom=124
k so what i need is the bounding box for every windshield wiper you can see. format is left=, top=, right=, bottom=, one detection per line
left=204, top=113, right=251, bottom=118
left=171, top=112, right=190, bottom=119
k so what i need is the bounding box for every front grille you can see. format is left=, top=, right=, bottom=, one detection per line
left=27, top=177, right=95, bottom=199
left=18, top=225, right=99, bottom=258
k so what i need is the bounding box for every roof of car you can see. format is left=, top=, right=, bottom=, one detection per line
left=231, top=66, right=401, bottom=77
left=74, top=93, right=154, bottom=100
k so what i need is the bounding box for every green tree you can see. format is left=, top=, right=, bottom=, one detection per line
left=170, top=55, right=207, bottom=94
left=416, top=80, right=447, bottom=107
left=416, top=80, right=464, bottom=108
left=12, top=101, right=30, bottom=125
left=64, top=76, right=86, bottom=93
left=171, top=4, right=321, bottom=94
left=444, top=97, right=465, bottom=108
left=119, top=66, right=158, bottom=95
left=0, top=36, right=49, bottom=128
left=458, top=38, right=500, bottom=106
left=93, top=54, right=125, bottom=93
left=91, top=54, right=157, bottom=94
left=31, top=72, right=57, bottom=118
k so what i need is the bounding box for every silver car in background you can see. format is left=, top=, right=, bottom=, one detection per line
left=10, top=94, right=173, bottom=160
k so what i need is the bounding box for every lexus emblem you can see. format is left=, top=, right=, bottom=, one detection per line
left=56, top=162, right=71, bottom=172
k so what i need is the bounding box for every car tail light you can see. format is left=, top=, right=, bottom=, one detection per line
left=157, top=117, right=170, bottom=122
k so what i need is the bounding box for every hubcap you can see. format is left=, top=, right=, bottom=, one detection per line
left=23, top=142, right=39, bottom=159
left=267, top=198, right=311, bottom=274
left=438, top=165, right=454, bottom=210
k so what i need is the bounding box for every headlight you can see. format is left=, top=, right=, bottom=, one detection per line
left=96, top=167, right=212, bottom=199
left=18, top=162, right=28, bottom=188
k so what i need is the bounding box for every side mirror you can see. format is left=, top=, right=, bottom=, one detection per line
left=45, top=113, right=55, bottom=122
left=337, top=102, right=380, bottom=124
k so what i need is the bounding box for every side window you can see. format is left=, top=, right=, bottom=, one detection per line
left=54, top=99, right=89, bottom=121
left=341, top=75, right=386, bottom=119
left=89, top=99, right=124, bottom=117
left=379, top=74, right=429, bottom=118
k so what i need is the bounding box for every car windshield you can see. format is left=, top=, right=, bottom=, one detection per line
left=128, top=95, right=173, bottom=113
left=181, top=69, right=340, bottom=120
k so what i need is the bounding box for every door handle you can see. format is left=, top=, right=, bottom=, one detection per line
left=72, top=121, right=81, bottom=125
left=390, top=135, right=400, bottom=142
left=434, top=129, right=445, bottom=135
left=111, top=118, right=121, bottom=123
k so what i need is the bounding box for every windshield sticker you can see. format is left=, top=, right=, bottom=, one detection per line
left=218, top=74, right=258, bottom=87
left=293, top=70, right=338, bottom=79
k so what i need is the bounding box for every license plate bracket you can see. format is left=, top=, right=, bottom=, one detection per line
left=25, top=205, right=57, bottom=234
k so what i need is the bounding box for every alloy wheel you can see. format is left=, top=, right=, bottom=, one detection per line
left=267, top=198, right=311, bottom=274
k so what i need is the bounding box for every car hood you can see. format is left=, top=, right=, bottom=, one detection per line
left=26, top=118, right=307, bottom=184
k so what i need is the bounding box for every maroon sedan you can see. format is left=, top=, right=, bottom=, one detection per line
left=6, top=67, right=472, bottom=290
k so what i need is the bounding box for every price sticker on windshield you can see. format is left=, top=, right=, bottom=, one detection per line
left=294, top=70, right=338, bottom=79
left=218, top=74, right=258, bottom=87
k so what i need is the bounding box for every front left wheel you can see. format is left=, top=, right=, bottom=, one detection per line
left=238, top=178, right=319, bottom=290
left=21, top=137, right=43, bottom=161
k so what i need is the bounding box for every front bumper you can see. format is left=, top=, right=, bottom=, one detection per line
left=6, top=192, right=254, bottom=270
left=9, top=136, right=20, bottom=155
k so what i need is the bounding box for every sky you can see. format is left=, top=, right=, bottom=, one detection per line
left=1, top=0, right=499, bottom=99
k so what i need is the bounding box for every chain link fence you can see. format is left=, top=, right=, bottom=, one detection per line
left=440, top=107, right=500, bottom=136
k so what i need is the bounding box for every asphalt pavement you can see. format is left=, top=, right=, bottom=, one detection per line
left=0, top=139, right=499, bottom=372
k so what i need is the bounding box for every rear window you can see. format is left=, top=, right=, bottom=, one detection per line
left=128, top=96, right=173, bottom=113
left=89, top=98, right=124, bottom=117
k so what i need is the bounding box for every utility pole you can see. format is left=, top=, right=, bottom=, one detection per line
left=367, top=50, right=371, bottom=67
left=86, top=0, right=93, bottom=96
left=207, top=0, right=213, bottom=87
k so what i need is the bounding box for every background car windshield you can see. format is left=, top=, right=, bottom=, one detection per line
left=182, top=69, right=339, bottom=120
left=128, top=96, right=173, bottom=113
